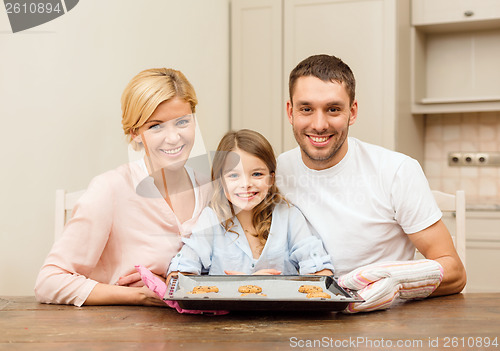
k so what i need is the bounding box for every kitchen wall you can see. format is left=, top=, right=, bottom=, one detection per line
left=0, top=0, right=229, bottom=295
left=424, top=112, right=500, bottom=206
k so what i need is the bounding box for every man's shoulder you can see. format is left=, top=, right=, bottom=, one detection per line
left=277, top=146, right=300, bottom=160
left=351, top=138, right=411, bottom=164
left=277, top=146, right=300, bottom=169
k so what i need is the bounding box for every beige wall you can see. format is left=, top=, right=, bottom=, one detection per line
left=0, top=0, right=229, bottom=295
left=424, top=112, right=500, bottom=206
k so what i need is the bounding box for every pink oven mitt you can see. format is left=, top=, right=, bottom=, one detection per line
left=134, top=265, right=229, bottom=315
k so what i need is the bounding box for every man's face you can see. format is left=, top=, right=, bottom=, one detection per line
left=287, top=76, right=357, bottom=170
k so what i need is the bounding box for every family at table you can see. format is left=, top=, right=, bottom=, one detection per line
left=34, top=54, right=467, bottom=313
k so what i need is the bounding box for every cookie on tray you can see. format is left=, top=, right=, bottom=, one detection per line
left=240, top=292, right=267, bottom=297
left=306, top=291, right=331, bottom=299
left=188, top=285, right=219, bottom=294
left=238, top=285, right=262, bottom=293
left=298, top=285, right=323, bottom=293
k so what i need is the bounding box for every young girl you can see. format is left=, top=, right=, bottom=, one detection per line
left=168, top=129, right=334, bottom=276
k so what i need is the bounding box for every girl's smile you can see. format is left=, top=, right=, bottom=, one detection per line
left=222, top=148, right=273, bottom=214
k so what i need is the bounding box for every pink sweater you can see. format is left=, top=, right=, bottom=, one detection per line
left=35, top=160, right=211, bottom=306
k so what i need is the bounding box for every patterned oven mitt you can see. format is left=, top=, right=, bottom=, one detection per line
left=135, top=265, right=229, bottom=315
left=337, top=259, right=444, bottom=313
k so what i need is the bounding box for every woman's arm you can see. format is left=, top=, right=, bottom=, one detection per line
left=84, top=283, right=166, bottom=306
left=35, top=174, right=115, bottom=306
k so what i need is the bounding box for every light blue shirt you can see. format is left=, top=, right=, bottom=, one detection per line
left=168, top=203, right=334, bottom=275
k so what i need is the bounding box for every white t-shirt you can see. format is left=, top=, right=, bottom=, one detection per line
left=276, top=137, right=442, bottom=277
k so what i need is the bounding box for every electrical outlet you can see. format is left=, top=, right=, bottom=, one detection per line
left=448, top=152, right=500, bottom=167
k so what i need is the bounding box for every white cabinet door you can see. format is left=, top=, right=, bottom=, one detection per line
left=410, top=0, right=500, bottom=114
left=282, top=0, right=398, bottom=152
left=412, top=0, right=500, bottom=26
left=464, top=211, right=500, bottom=292
left=231, top=0, right=283, bottom=153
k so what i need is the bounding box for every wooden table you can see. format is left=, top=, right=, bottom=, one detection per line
left=1, top=294, right=499, bottom=350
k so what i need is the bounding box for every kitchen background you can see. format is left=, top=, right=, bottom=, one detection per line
left=1, top=0, right=498, bottom=296
left=425, top=112, right=500, bottom=207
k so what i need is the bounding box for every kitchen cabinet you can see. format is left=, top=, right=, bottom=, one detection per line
left=412, top=0, right=500, bottom=27
left=230, top=0, right=283, bottom=151
left=411, top=0, right=500, bottom=114
left=441, top=211, right=500, bottom=292
left=462, top=211, right=500, bottom=292
left=231, top=0, right=424, bottom=162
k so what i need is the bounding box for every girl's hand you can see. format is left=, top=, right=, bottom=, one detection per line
left=224, top=269, right=282, bottom=275
left=253, top=269, right=282, bottom=275
left=224, top=270, right=245, bottom=275
left=313, top=269, right=334, bottom=276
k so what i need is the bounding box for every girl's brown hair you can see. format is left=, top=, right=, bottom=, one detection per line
left=210, top=129, right=286, bottom=252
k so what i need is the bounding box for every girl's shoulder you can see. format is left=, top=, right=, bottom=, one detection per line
left=272, top=201, right=303, bottom=218
left=199, top=206, right=218, bottom=219
left=197, top=206, right=226, bottom=227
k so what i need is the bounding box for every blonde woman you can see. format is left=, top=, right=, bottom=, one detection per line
left=35, top=68, right=211, bottom=306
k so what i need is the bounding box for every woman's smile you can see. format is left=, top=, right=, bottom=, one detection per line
left=160, top=144, right=185, bottom=156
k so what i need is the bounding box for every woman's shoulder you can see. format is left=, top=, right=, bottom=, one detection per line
left=88, top=164, right=129, bottom=187
left=82, top=162, right=141, bottom=201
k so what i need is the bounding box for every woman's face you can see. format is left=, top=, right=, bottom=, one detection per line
left=222, top=148, right=273, bottom=214
left=134, top=97, right=195, bottom=173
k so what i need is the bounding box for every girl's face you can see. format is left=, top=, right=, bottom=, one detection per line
left=133, top=97, right=195, bottom=173
left=222, top=148, right=273, bottom=214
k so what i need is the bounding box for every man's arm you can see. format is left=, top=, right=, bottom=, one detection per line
left=408, top=219, right=467, bottom=296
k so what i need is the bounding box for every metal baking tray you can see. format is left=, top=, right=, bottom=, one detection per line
left=164, top=274, right=363, bottom=312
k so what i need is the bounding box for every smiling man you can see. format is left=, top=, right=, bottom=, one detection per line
left=276, top=54, right=466, bottom=313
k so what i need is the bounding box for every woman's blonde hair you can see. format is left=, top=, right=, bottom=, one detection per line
left=210, top=129, right=286, bottom=252
left=121, top=68, right=198, bottom=150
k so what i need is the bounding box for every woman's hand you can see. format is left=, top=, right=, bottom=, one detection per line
left=117, top=271, right=166, bottom=287
left=224, top=269, right=282, bottom=275
left=137, top=285, right=168, bottom=307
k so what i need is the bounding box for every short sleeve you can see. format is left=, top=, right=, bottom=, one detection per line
left=391, top=158, right=442, bottom=234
